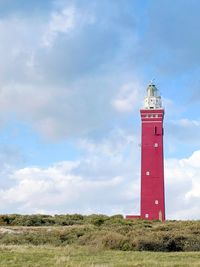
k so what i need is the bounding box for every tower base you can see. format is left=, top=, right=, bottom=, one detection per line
left=126, top=214, right=164, bottom=221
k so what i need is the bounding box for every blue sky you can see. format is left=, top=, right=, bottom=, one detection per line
left=0, top=0, right=200, bottom=219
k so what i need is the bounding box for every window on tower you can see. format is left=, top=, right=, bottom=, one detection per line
left=154, top=126, right=162, bottom=135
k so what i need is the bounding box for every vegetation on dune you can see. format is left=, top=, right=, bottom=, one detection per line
left=0, top=214, right=199, bottom=252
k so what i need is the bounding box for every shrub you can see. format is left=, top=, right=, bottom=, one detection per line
left=0, top=215, right=199, bottom=252
left=102, top=232, right=125, bottom=250
left=86, top=214, right=109, bottom=226
left=134, top=237, right=164, bottom=251
left=54, top=214, right=84, bottom=226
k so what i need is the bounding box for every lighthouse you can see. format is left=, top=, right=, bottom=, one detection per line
left=127, top=83, right=165, bottom=221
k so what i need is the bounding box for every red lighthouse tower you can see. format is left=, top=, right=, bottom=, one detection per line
left=140, top=83, right=165, bottom=221
left=127, top=83, right=165, bottom=221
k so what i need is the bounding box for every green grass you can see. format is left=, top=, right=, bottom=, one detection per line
left=0, top=245, right=199, bottom=267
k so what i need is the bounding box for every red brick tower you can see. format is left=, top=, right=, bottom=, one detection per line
left=140, top=83, right=165, bottom=221
left=126, top=83, right=165, bottom=221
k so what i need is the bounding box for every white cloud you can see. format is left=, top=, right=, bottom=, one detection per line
left=177, top=119, right=200, bottom=127
left=0, top=163, right=135, bottom=214
left=0, top=129, right=140, bottom=214
left=162, top=97, right=185, bottom=117
left=78, top=128, right=135, bottom=156
left=112, top=81, right=143, bottom=112
left=166, top=118, right=200, bottom=147
left=0, top=124, right=199, bottom=219
left=165, top=150, right=200, bottom=219
left=0, top=3, right=141, bottom=140
left=42, top=6, right=88, bottom=47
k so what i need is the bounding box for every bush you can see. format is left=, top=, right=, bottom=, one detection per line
left=86, top=214, right=109, bottom=226
left=0, top=215, right=199, bottom=252
left=134, top=237, right=164, bottom=251
left=102, top=232, right=125, bottom=250
left=54, top=214, right=84, bottom=226
left=164, top=236, right=186, bottom=252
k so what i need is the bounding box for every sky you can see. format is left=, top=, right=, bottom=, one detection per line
left=0, top=0, right=199, bottom=219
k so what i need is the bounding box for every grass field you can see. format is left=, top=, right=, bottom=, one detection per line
left=0, top=245, right=199, bottom=267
